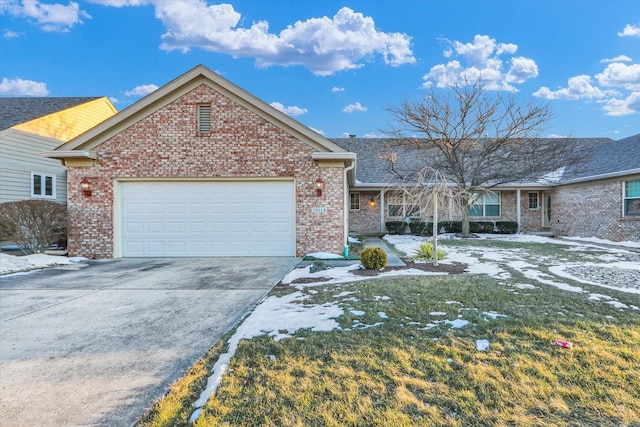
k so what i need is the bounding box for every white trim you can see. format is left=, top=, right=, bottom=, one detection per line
left=30, top=172, right=56, bottom=199
left=528, top=191, right=540, bottom=210
left=623, top=179, right=640, bottom=218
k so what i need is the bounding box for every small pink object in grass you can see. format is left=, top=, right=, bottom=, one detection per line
left=554, top=339, right=573, bottom=348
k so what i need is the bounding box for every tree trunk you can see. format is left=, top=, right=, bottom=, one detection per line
left=461, top=195, right=471, bottom=235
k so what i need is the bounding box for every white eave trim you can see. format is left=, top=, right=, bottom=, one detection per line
left=311, top=152, right=357, bottom=161
left=41, top=150, right=97, bottom=160
left=560, top=168, right=640, bottom=185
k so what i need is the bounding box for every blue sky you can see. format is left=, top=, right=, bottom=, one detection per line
left=1, top=0, right=640, bottom=139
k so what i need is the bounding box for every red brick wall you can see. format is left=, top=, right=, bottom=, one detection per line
left=67, top=83, right=345, bottom=258
left=551, top=177, right=640, bottom=242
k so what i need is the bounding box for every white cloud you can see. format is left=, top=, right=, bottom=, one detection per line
left=422, top=34, right=538, bottom=91
left=602, top=92, right=640, bottom=116
left=3, top=0, right=91, bottom=32
left=362, top=132, right=379, bottom=138
left=533, top=75, right=612, bottom=100
left=0, top=77, right=49, bottom=95
left=342, top=102, right=367, bottom=113
left=618, top=24, right=640, bottom=37
left=331, top=86, right=345, bottom=92
left=3, top=29, right=20, bottom=38
left=309, top=126, right=324, bottom=135
left=91, top=2, right=415, bottom=75
left=601, top=55, right=632, bottom=63
left=596, top=62, right=640, bottom=91
left=108, top=96, right=120, bottom=104
left=124, top=83, right=158, bottom=96
left=269, top=101, right=308, bottom=116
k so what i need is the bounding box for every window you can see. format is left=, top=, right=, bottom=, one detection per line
left=31, top=172, right=55, bottom=198
left=387, top=193, right=421, bottom=219
left=197, top=104, right=212, bottom=133
left=528, top=192, right=539, bottom=209
left=624, top=180, right=640, bottom=217
left=469, top=191, right=500, bottom=217
left=350, top=192, right=360, bottom=210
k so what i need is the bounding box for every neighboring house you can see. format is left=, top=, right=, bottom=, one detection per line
left=45, top=65, right=356, bottom=259
left=333, top=135, right=640, bottom=242
left=0, top=97, right=117, bottom=204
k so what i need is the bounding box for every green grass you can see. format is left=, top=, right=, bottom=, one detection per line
left=140, top=240, right=640, bottom=427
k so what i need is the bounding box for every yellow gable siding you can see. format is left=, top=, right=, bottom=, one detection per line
left=13, top=97, right=117, bottom=142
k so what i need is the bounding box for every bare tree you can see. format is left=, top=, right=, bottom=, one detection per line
left=0, top=200, right=67, bottom=254
left=385, top=80, right=591, bottom=235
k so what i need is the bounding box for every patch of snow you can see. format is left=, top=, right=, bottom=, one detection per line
left=429, top=311, right=447, bottom=316
left=446, top=301, right=463, bottom=305
left=550, top=264, right=640, bottom=295
left=334, top=291, right=356, bottom=298
left=0, top=253, right=88, bottom=275
left=607, top=301, right=629, bottom=309
left=562, top=236, right=640, bottom=249
left=445, top=319, right=470, bottom=328
left=476, top=339, right=490, bottom=351
left=378, top=312, right=388, bottom=319
left=521, top=269, right=584, bottom=293
left=483, top=311, right=507, bottom=319
left=374, top=295, right=391, bottom=301
left=589, top=294, right=613, bottom=301
left=508, top=260, right=536, bottom=269
left=190, top=291, right=343, bottom=415
left=306, top=252, right=343, bottom=259
left=350, top=309, right=365, bottom=316
left=281, top=264, right=360, bottom=285
left=513, top=283, right=537, bottom=290
left=354, top=322, right=384, bottom=330
left=348, top=236, right=361, bottom=244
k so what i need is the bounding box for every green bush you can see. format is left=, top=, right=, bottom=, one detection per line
left=360, top=247, right=388, bottom=270
left=469, top=221, right=495, bottom=233
left=438, top=221, right=462, bottom=233
left=411, top=242, right=447, bottom=262
left=495, top=221, right=518, bottom=234
left=385, top=221, right=406, bottom=235
left=408, top=221, right=433, bottom=236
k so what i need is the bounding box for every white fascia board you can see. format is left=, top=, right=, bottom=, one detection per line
left=311, top=152, right=357, bottom=161
left=560, top=169, right=640, bottom=185
left=41, top=150, right=97, bottom=159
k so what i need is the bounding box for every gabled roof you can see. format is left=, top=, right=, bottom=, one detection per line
left=0, top=97, right=100, bottom=131
left=48, top=65, right=353, bottom=160
left=331, top=136, right=630, bottom=187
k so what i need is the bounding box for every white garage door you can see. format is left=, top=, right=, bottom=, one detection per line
left=120, top=181, right=295, bottom=257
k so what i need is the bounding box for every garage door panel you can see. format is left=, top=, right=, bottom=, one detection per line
left=120, top=181, right=295, bottom=257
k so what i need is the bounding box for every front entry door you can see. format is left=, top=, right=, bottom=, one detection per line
left=542, top=191, right=551, bottom=228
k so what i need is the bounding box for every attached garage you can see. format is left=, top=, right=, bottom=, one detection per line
left=118, top=181, right=295, bottom=257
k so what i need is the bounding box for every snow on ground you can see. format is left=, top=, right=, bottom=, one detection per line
left=562, top=236, right=640, bottom=249
left=0, top=253, right=88, bottom=275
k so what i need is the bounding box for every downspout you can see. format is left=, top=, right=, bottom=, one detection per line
left=344, top=159, right=356, bottom=251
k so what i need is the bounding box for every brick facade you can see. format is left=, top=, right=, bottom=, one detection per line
left=66, top=83, right=345, bottom=258
left=348, top=191, right=383, bottom=233
left=550, top=177, right=640, bottom=242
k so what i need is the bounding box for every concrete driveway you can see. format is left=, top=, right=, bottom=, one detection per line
left=0, top=257, right=299, bottom=427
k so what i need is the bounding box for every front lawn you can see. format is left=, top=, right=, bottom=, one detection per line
left=140, top=236, right=640, bottom=426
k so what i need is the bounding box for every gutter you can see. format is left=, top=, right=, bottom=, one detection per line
left=343, top=159, right=356, bottom=251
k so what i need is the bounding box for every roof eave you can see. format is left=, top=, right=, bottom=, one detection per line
left=42, top=150, right=97, bottom=160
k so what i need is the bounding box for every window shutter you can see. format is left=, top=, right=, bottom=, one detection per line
left=198, top=104, right=212, bottom=133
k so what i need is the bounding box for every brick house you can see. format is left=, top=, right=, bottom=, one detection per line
left=45, top=65, right=355, bottom=258
left=332, top=135, right=640, bottom=242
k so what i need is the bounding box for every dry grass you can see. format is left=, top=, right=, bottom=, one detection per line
left=141, top=241, right=640, bottom=427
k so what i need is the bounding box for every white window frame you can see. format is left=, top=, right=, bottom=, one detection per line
left=387, top=192, right=421, bottom=219
left=623, top=180, right=640, bottom=217
left=528, top=192, right=539, bottom=210
left=469, top=191, right=501, bottom=217
left=349, top=192, right=360, bottom=211
left=31, top=172, right=56, bottom=199
left=197, top=103, right=212, bottom=133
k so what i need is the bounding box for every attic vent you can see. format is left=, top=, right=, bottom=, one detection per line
left=198, top=104, right=212, bottom=133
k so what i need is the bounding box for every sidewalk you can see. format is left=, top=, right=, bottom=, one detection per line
left=361, top=236, right=406, bottom=267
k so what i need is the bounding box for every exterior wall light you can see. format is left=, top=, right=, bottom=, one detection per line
left=368, top=197, right=376, bottom=207
left=80, top=177, right=92, bottom=196
left=315, top=178, right=325, bottom=197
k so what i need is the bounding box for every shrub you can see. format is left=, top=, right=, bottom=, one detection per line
left=438, top=221, right=462, bottom=233
left=360, top=247, right=388, bottom=270
left=310, top=260, right=329, bottom=273
left=412, top=242, right=447, bottom=262
left=408, top=221, right=433, bottom=236
left=0, top=200, right=67, bottom=254
left=469, top=221, right=495, bottom=233
left=385, top=221, right=406, bottom=235
left=495, top=221, right=518, bottom=234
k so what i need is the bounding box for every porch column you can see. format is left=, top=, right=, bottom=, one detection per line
left=516, top=189, right=521, bottom=233
left=380, top=190, right=385, bottom=233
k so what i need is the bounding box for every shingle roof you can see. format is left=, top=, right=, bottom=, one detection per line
left=563, top=133, right=640, bottom=181
left=330, top=136, right=633, bottom=186
left=0, top=97, right=100, bottom=131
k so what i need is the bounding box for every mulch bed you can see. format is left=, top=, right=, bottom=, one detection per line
left=351, top=259, right=468, bottom=276
left=278, top=259, right=468, bottom=285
